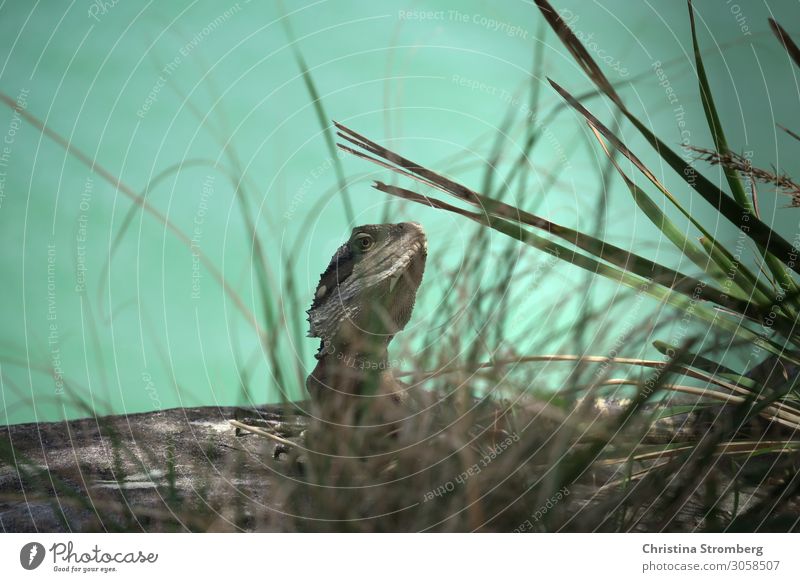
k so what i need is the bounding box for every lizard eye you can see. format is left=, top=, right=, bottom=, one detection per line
left=353, top=233, right=374, bottom=252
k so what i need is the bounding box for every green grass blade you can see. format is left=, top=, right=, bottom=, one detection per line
left=589, top=126, right=727, bottom=287
left=688, top=1, right=798, bottom=295
left=556, top=83, right=790, bottom=311
left=688, top=1, right=749, bottom=210
left=545, top=79, right=800, bottom=280
left=531, top=0, right=800, bottom=278
left=698, top=237, right=766, bottom=303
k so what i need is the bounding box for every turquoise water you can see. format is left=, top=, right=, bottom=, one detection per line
left=1, top=1, right=799, bottom=424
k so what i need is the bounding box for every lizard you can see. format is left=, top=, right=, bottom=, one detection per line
left=305, top=221, right=427, bottom=424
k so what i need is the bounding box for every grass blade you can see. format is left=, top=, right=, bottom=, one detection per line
left=688, top=1, right=798, bottom=295
left=769, top=18, right=800, bottom=69
left=532, top=0, right=800, bottom=278
left=588, top=126, right=728, bottom=287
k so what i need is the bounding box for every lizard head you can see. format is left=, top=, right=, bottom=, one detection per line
left=307, top=222, right=427, bottom=357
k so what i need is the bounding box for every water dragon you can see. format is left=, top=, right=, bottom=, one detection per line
left=306, top=221, right=427, bottom=425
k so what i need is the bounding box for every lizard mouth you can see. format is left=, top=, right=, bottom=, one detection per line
left=384, top=234, right=426, bottom=296
left=388, top=273, right=402, bottom=293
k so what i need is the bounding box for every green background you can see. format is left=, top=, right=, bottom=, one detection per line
left=1, top=0, right=799, bottom=424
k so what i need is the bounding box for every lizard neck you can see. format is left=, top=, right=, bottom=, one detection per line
left=309, top=338, right=393, bottom=395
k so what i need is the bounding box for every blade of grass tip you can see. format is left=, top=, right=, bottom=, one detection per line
left=689, top=0, right=749, bottom=211
left=0, top=92, right=267, bottom=344
left=778, top=124, right=800, bottom=143
left=509, top=24, right=767, bottom=204
left=689, top=1, right=798, bottom=296
left=341, top=123, right=780, bottom=327
left=277, top=5, right=354, bottom=223
left=769, top=18, right=800, bottom=69
left=533, top=0, right=622, bottom=103
left=549, top=79, right=798, bottom=308
left=337, top=142, right=443, bottom=192
left=374, top=181, right=795, bottom=362
left=532, top=4, right=800, bottom=279
left=524, top=27, right=770, bottom=196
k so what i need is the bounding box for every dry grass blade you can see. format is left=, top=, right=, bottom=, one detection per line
left=373, top=181, right=482, bottom=220
left=533, top=0, right=623, bottom=105
left=338, top=143, right=443, bottom=193
left=336, top=122, right=490, bottom=211
left=598, top=379, right=800, bottom=429
left=599, top=440, right=800, bottom=466
left=778, top=124, right=800, bottom=143
left=228, top=420, right=295, bottom=447
left=396, top=352, right=800, bottom=422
